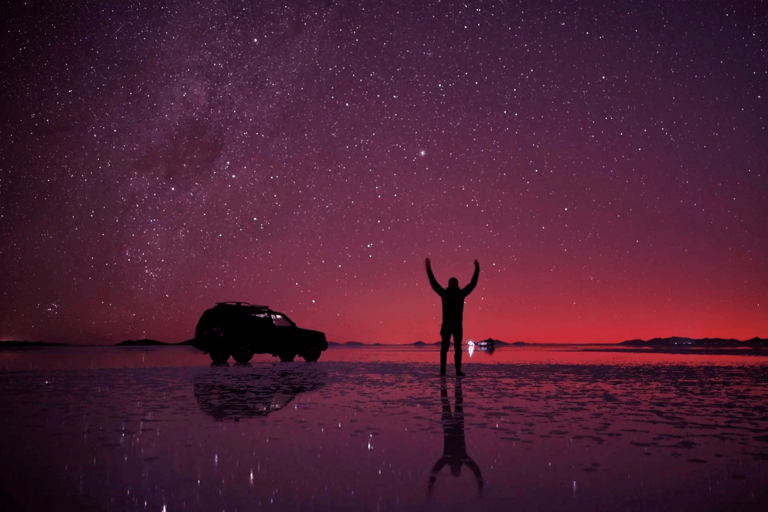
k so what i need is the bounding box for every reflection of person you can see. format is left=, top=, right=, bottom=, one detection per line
left=428, top=377, right=483, bottom=495
left=425, top=258, right=480, bottom=376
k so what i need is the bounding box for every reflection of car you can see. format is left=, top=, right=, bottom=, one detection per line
left=194, top=364, right=327, bottom=421
left=467, top=339, right=496, bottom=355
left=192, top=302, right=328, bottom=364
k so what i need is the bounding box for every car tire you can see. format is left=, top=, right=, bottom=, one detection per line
left=302, top=347, right=321, bottom=362
left=231, top=342, right=253, bottom=364
left=209, top=348, right=230, bottom=364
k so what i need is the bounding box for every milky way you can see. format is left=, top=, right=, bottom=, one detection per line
left=2, top=0, right=766, bottom=344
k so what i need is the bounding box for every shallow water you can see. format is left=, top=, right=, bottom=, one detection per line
left=1, top=345, right=767, bottom=511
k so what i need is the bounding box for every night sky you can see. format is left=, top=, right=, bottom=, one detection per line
left=2, top=0, right=766, bottom=345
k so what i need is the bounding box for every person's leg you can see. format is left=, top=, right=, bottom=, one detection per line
left=454, top=326, right=464, bottom=376
left=440, top=325, right=451, bottom=375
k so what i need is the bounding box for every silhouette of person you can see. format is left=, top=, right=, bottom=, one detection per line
left=428, top=377, right=483, bottom=495
left=425, top=258, right=480, bottom=376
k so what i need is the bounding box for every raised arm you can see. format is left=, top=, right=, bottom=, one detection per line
left=464, top=458, right=484, bottom=494
left=428, top=456, right=450, bottom=493
left=462, top=260, right=480, bottom=295
left=425, top=258, right=444, bottom=294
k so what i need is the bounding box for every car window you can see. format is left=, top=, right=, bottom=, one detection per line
left=272, top=314, right=292, bottom=327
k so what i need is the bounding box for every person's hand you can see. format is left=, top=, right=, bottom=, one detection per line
left=425, top=258, right=431, bottom=267
left=474, top=259, right=479, bottom=269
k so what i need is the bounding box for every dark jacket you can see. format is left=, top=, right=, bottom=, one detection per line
left=427, top=265, right=479, bottom=327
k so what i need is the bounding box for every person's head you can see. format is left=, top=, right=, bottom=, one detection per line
left=450, top=463, right=462, bottom=477
left=448, top=277, right=459, bottom=288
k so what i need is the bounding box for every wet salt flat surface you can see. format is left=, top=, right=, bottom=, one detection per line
left=1, top=345, right=767, bottom=511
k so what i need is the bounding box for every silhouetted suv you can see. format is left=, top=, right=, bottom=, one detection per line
left=193, top=302, right=328, bottom=364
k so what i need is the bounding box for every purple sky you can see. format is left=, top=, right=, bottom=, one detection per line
left=2, top=0, right=766, bottom=344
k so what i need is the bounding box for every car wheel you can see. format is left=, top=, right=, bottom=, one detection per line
left=203, top=326, right=229, bottom=363
left=231, top=342, right=253, bottom=364
left=278, top=351, right=295, bottom=362
left=209, top=348, right=230, bottom=364
left=303, top=347, right=321, bottom=362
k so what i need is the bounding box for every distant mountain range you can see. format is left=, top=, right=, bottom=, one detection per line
left=116, top=339, right=167, bottom=346
left=329, top=338, right=522, bottom=347
left=116, top=338, right=196, bottom=346
left=0, top=339, right=194, bottom=347
left=3, top=337, right=766, bottom=348
left=620, top=337, right=768, bottom=348
left=324, top=337, right=768, bottom=348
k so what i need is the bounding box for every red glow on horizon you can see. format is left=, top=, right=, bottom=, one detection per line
left=1, top=1, right=765, bottom=346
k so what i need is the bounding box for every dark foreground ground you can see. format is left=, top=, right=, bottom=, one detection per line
left=1, top=345, right=767, bottom=511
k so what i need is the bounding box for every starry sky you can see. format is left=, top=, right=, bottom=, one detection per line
left=1, top=0, right=766, bottom=345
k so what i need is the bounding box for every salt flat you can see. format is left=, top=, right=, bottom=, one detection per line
left=1, top=345, right=767, bottom=511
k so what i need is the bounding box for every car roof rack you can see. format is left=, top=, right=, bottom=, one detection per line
left=215, top=301, right=269, bottom=310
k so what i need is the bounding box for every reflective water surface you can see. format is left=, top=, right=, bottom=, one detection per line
left=1, top=345, right=767, bottom=511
